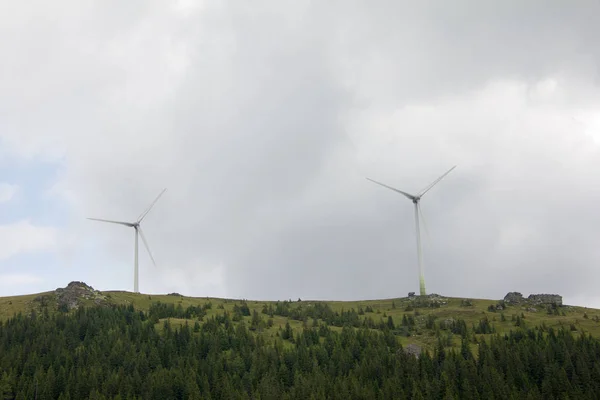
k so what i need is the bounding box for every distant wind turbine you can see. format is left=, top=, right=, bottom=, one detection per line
left=367, top=167, right=456, bottom=296
left=88, top=188, right=167, bottom=293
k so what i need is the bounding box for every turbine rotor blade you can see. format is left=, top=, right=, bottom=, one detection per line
left=418, top=165, right=456, bottom=197
left=137, top=188, right=167, bottom=223
left=138, top=227, right=157, bottom=267
left=87, top=218, right=134, bottom=227
left=365, top=178, right=416, bottom=200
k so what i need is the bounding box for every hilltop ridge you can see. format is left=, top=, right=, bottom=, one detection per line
left=0, top=281, right=570, bottom=319
left=1, top=281, right=598, bottom=353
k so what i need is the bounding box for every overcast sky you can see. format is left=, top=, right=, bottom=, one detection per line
left=2, top=1, right=600, bottom=307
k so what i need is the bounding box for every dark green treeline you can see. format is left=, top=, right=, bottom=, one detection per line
left=1, top=305, right=600, bottom=399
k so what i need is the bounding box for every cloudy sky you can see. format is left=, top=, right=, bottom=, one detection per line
left=2, top=1, right=600, bottom=307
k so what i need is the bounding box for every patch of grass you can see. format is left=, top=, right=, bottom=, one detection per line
left=0, top=291, right=55, bottom=319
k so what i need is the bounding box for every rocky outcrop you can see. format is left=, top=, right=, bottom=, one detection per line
left=55, top=281, right=107, bottom=311
left=408, top=293, right=448, bottom=308
left=503, top=292, right=562, bottom=306
left=503, top=292, right=524, bottom=304
left=528, top=294, right=562, bottom=306
left=402, top=344, right=423, bottom=358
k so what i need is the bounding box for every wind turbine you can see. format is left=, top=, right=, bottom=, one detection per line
left=88, top=188, right=166, bottom=293
left=367, top=167, right=456, bottom=296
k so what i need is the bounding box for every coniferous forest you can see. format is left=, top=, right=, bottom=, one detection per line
left=1, top=303, right=600, bottom=399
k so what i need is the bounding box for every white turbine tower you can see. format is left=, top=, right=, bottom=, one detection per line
left=88, top=188, right=166, bottom=293
left=367, top=167, right=456, bottom=296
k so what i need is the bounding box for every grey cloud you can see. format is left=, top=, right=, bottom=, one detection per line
left=330, top=1, right=600, bottom=106
left=2, top=1, right=600, bottom=305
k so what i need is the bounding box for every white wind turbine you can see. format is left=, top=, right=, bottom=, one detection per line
left=88, top=189, right=166, bottom=293
left=367, top=167, right=456, bottom=296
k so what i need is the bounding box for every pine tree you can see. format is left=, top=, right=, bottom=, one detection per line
left=0, top=372, right=13, bottom=400
left=411, top=385, right=426, bottom=400
left=386, top=316, right=395, bottom=330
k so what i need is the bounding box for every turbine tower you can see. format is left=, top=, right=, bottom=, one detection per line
left=367, top=167, right=455, bottom=296
left=88, top=188, right=166, bottom=293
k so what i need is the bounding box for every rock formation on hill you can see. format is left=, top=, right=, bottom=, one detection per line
left=32, top=281, right=108, bottom=312
left=401, top=344, right=422, bottom=358
left=527, top=294, right=562, bottom=306
left=503, top=292, right=525, bottom=304
left=504, top=292, right=562, bottom=306
left=55, top=281, right=108, bottom=310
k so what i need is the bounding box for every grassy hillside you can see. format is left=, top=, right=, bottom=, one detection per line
left=2, top=283, right=599, bottom=353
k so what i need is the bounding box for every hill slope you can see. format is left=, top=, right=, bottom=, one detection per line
left=1, top=281, right=599, bottom=352
left=2, top=282, right=600, bottom=399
